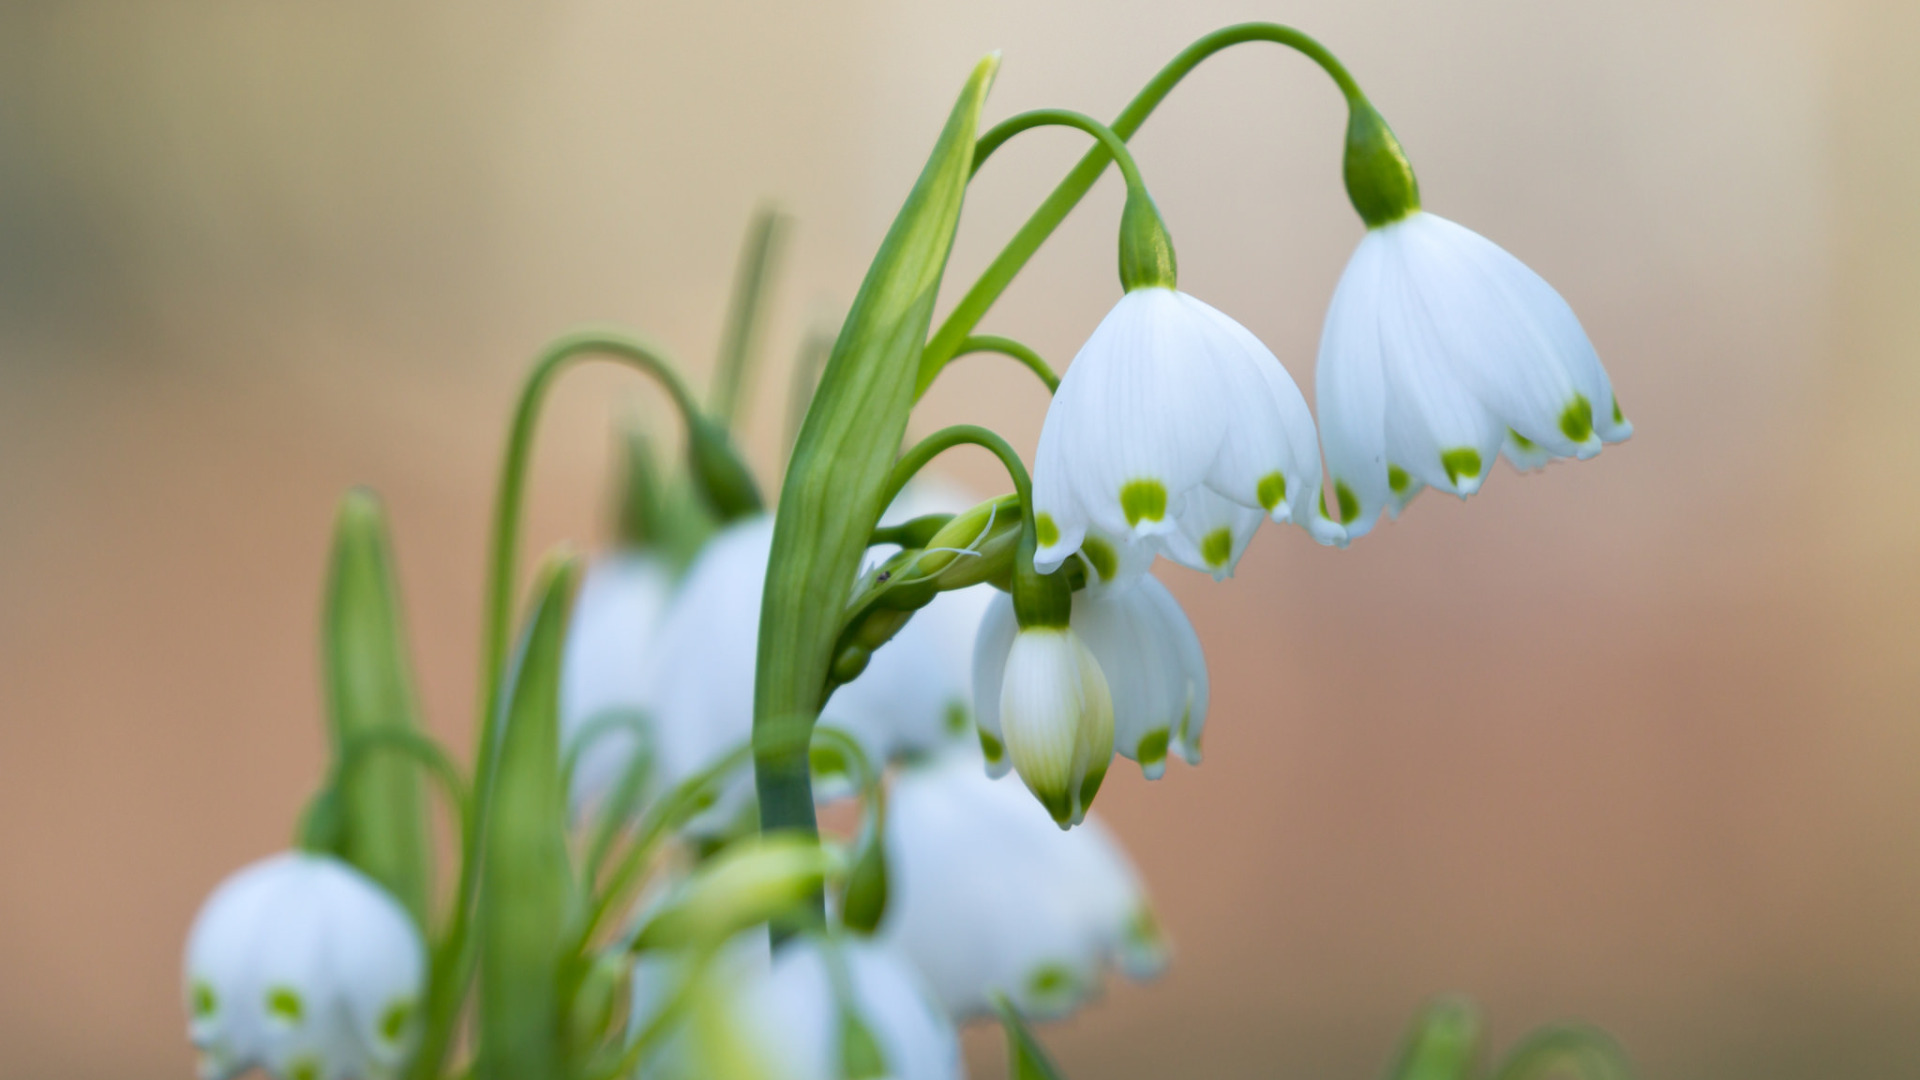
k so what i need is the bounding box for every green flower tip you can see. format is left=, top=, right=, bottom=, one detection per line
left=1343, top=98, right=1421, bottom=228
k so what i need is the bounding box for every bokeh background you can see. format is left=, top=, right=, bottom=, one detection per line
left=2, top=0, right=1916, bottom=1076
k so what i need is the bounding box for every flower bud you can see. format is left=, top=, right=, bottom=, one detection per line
left=184, top=852, right=424, bottom=1080
left=997, top=626, right=1113, bottom=828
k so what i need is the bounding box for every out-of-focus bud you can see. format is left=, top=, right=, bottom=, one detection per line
left=688, top=415, right=764, bottom=523
left=633, top=833, right=833, bottom=951
left=880, top=749, right=1165, bottom=1020
left=184, top=852, right=425, bottom=1080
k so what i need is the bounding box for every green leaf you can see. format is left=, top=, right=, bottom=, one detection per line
left=322, top=488, right=433, bottom=926
left=993, top=995, right=1067, bottom=1080
left=475, top=552, right=581, bottom=1080
left=1491, top=1024, right=1634, bottom=1080
left=754, top=52, right=999, bottom=862
left=1387, top=997, right=1484, bottom=1080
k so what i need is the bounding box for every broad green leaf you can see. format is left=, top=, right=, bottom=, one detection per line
left=323, top=488, right=432, bottom=925
left=1387, top=997, right=1483, bottom=1080
left=755, top=53, right=1000, bottom=851
left=475, top=552, right=580, bottom=1080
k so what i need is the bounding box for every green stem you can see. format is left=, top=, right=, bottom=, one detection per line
left=335, top=728, right=472, bottom=849
left=918, top=22, right=1364, bottom=386
left=973, top=108, right=1152, bottom=190
left=881, top=424, right=1032, bottom=513
left=412, top=327, right=702, bottom=1080
left=920, top=335, right=1058, bottom=400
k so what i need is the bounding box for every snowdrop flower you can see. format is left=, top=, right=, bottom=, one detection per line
left=881, top=749, right=1167, bottom=1020
left=1317, top=104, right=1630, bottom=539
left=184, top=852, right=424, bottom=1080
left=559, top=553, right=675, bottom=814
left=975, top=571, right=1207, bottom=796
left=1030, top=287, right=1341, bottom=581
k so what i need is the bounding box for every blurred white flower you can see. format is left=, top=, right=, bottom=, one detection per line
left=559, top=552, right=675, bottom=814
left=1030, top=286, right=1341, bottom=582
left=1316, top=210, right=1632, bottom=539
left=974, top=572, right=1207, bottom=792
left=880, top=749, right=1167, bottom=1021
left=184, top=852, right=424, bottom=1080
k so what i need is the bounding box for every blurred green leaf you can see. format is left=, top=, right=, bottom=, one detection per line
left=993, top=994, right=1067, bottom=1080
left=1387, top=997, right=1484, bottom=1080
left=323, top=487, right=433, bottom=926
left=1491, top=1024, right=1634, bottom=1080
left=475, top=551, right=581, bottom=1080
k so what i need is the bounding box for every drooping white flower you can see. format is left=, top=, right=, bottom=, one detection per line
left=1315, top=210, right=1632, bottom=539
left=664, top=937, right=960, bottom=1080
left=880, top=749, right=1167, bottom=1021
left=972, top=614, right=1114, bottom=829
left=559, top=553, right=675, bottom=814
left=1030, top=286, right=1342, bottom=581
left=184, top=852, right=425, bottom=1080
left=974, top=572, right=1207, bottom=790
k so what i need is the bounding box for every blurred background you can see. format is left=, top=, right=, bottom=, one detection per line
left=2, top=0, right=1916, bottom=1076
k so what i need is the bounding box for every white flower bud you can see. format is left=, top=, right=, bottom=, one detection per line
left=183, top=852, right=424, bottom=1080
left=880, top=749, right=1167, bottom=1021
left=994, top=623, right=1113, bottom=829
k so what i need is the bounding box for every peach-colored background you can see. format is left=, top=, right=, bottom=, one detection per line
left=2, top=1, right=1916, bottom=1077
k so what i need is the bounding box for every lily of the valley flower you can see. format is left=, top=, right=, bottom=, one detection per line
left=974, top=571, right=1207, bottom=797
left=1316, top=210, right=1631, bottom=539
left=184, top=852, right=424, bottom=1080
left=1031, top=286, right=1342, bottom=581
left=880, top=749, right=1167, bottom=1020
left=560, top=552, right=675, bottom=814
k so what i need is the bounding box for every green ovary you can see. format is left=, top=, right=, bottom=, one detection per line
left=1256, top=472, right=1287, bottom=512
left=1387, top=465, right=1410, bottom=495
left=1080, top=536, right=1118, bottom=581
left=1560, top=395, right=1594, bottom=442
left=1199, top=528, right=1233, bottom=569
left=1034, top=512, right=1060, bottom=548
left=1119, top=479, right=1167, bottom=527
left=1440, top=447, right=1482, bottom=486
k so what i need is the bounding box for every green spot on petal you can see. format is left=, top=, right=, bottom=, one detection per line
left=1034, top=512, right=1059, bottom=548
left=191, top=982, right=216, bottom=1019
left=944, top=701, right=968, bottom=735
left=1027, top=963, right=1078, bottom=1000
left=1560, top=395, right=1594, bottom=442
left=1119, top=479, right=1167, bottom=527
left=1080, top=535, right=1118, bottom=582
left=978, top=728, right=1004, bottom=763
left=266, top=987, right=304, bottom=1024
left=1612, top=395, right=1624, bottom=425
left=1335, top=482, right=1359, bottom=523
left=1199, top=528, right=1233, bottom=569
left=380, top=1000, right=414, bottom=1044
left=288, top=1057, right=319, bottom=1080
left=1440, top=447, right=1482, bottom=486
left=1509, top=428, right=1537, bottom=451
left=1387, top=465, right=1410, bottom=495
left=1256, top=472, right=1287, bottom=512
left=1137, top=728, right=1170, bottom=768
left=1125, top=905, right=1165, bottom=950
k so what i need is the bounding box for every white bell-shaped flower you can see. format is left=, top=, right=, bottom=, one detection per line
left=560, top=552, right=675, bottom=814
left=1316, top=210, right=1632, bottom=539
left=974, top=573, right=1207, bottom=789
left=1030, top=286, right=1342, bottom=581
left=881, top=749, right=1167, bottom=1021
left=706, top=938, right=961, bottom=1080
left=974, top=617, right=1114, bottom=829
left=184, top=852, right=425, bottom=1080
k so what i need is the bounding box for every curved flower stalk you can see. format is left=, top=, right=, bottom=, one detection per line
left=975, top=571, right=1207, bottom=795
left=880, top=749, right=1166, bottom=1020
left=1316, top=108, right=1631, bottom=539
left=1032, top=287, right=1342, bottom=579
left=185, top=853, right=425, bottom=1080
left=559, top=552, right=675, bottom=813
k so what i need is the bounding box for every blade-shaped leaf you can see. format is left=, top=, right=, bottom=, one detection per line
left=993, top=995, right=1067, bottom=1080
left=323, top=488, right=433, bottom=925
left=475, top=551, right=581, bottom=1080
left=1387, top=997, right=1484, bottom=1080
left=755, top=53, right=1000, bottom=850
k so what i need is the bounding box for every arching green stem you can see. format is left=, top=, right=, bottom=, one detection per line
left=919, top=335, right=1058, bottom=401
left=972, top=108, right=1153, bottom=191
left=919, top=23, right=1367, bottom=387
left=882, top=424, right=1032, bottom=514
left=335, top=728, right=472, bottom=848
